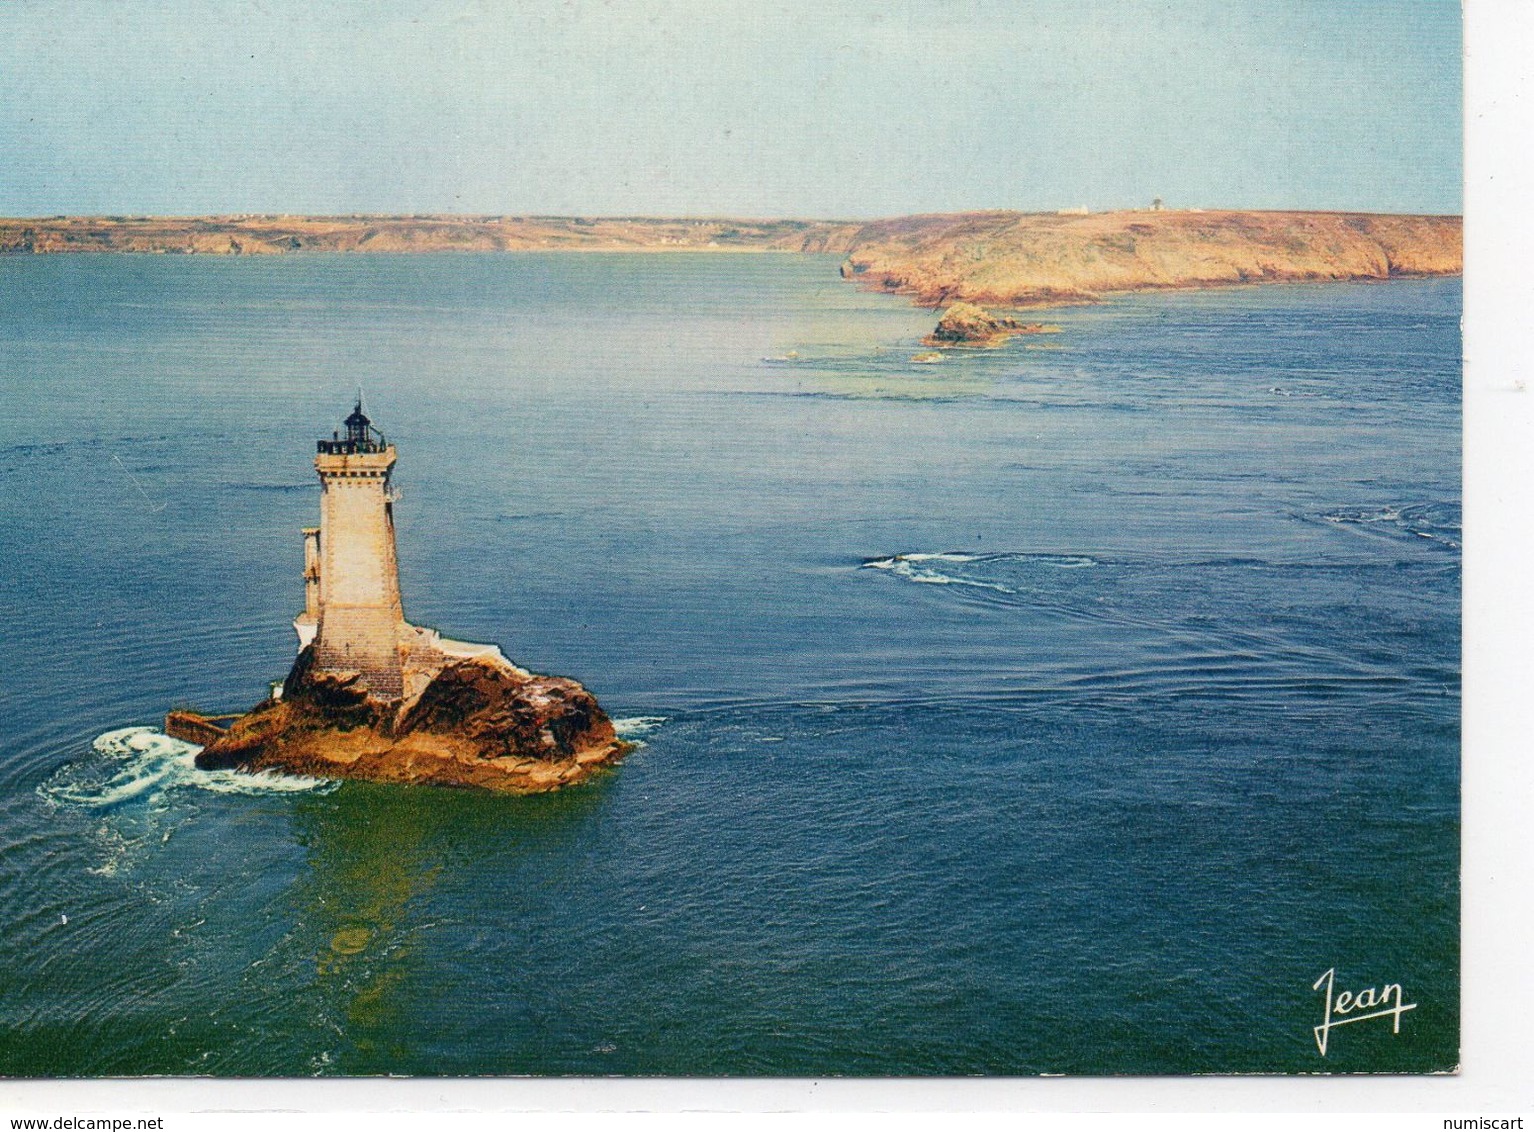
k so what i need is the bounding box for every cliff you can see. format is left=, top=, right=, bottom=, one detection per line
left=0, top=214, right=865, bottom=256
left=838, top=209, right=1463, bottom=307
left=193, top=646, right=627, bottom=793
left=3, top=208, right=1461, bottom=309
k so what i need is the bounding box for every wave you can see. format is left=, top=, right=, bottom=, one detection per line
left=1316, top=501, right=1460, bottom=550
left=861, top=551, right=1101, bottom=590
left=41, top=727, right=335, bottom=810
left=613, top=716, right=667, bottom=746
left=496, top=510, right=567, bottom=523
left=882, top=552, right=980, bottom=564
left=861, top=555, right=1014, bottom=592
left=1018, top=554, right=1100, bottom=569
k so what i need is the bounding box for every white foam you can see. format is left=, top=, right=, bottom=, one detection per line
left=862, top=556, right=1014, bottom=593
left=1319, top=506, right=1460, bottom=548
left=865, top=549, right=1103, bottom=590
left=44, top=726, right=335, bottom=810
left=894, top=552, right=980, bottom=564
left=1033, top=554, right=1098, bottom=568
left=1324, top=506, right=1402, bottom=524
left=613, top=716, right=667, bottom=738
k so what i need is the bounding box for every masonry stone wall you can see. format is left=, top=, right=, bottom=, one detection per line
left=310, top=447, right=408, bottom=700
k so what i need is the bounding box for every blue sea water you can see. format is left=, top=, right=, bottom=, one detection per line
left=0, top=253, right=1458, bottom=1075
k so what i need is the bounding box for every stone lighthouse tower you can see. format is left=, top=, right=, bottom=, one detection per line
left=181, top=401, right=627, bottom=792
left=293, top=400, right=407, bottom=700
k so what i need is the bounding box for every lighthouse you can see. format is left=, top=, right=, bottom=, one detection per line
left=294, top=400, right=407, bottom=700
left=178, top=401, right=626, bottom=791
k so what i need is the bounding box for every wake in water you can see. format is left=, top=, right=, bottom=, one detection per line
left=855, top=541, right=1456, bottom=711
left=613, top=716, right=667, bottom=749
left=862, top=551, right=1100, bottom=592
left=44, top=721, right=670, bottom=811
left=1316, top=501, right=1461, bottom=550
left=41, top=727, right=335, bottom=811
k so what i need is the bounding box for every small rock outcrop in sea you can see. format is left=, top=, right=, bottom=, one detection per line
left=920, top=301, right=1058, bottom=347
left=182, top=402, right=626, bottom=794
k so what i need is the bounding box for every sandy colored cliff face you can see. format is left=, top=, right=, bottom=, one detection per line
left=195, top=648, right=627, bottom=794
left=1, top=210, right=1459, bottom=312
left=838, top=209, right=1462, bottom=307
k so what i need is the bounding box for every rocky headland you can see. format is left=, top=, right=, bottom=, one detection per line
left=0, top=214, right=864, bottom=256
left=3, top=209, right=1461, bottom=313
left=191, top=645, right=626, bottom=794
left=839, top=209, right=1462, bottom=307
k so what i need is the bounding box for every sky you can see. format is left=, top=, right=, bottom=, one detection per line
left=0, top=0, right=1462, bottom=217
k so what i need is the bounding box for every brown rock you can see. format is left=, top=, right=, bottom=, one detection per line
left=194, top=647, right=627, bottom=794
left=920, top=301, right=1057, bottom=347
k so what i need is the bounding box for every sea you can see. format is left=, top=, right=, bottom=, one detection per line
left=0, top=253, right=1459, bottom=1076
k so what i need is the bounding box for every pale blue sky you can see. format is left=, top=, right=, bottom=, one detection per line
left=0, top=0, right=1461, bottom=217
